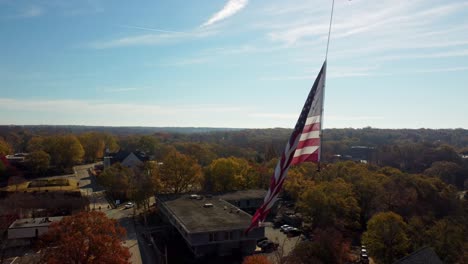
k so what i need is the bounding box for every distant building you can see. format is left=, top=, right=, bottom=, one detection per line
left=393, top=247, right=443, bottom=264
left=217, top=189, right=268, bottom=214
left=103, top=150, right=149, bottom=169
left=5, top=153, right=28, bottom=164
left=8, top=216, right=62, bottom=240
left=157, top=194, right=265, bottom=258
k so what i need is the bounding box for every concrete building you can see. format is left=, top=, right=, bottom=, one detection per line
left=8, top=216, right=63, bottom=240
left=157, top=194, right=265, bottom=258
left=217, top=189, right=268, bottom=214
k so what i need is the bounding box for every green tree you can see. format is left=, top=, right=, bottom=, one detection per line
left=362, top=212, right=409, bottom=264
left=130, top=161, right=161, bottom=225
left=26, top=150, right=50, bottom=175
left=137, top=135, right=160, bottom=157
left=298, top=178, right=360, bottom=230
left=98, top=163, right=133, bottom=200
left=159, top=150, right=202, bottom=194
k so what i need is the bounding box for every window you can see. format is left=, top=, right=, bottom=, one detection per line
left=229, top=231, right=234, bottom=240
left=209, top=233, right=215, bottom=242
left=224, top=232, right=229, bottom=240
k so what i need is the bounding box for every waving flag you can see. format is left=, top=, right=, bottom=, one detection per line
left=246, top=61, right=326, bottom=232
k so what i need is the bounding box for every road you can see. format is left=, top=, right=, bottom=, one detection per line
left=74, top=164, right=154, bottom=264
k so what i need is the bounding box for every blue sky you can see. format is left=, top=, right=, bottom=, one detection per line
left=1, top=0, right=467, bottom=129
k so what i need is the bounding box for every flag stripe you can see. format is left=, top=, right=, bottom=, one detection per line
left=293, top=146, right=319, bottom=157
left=305, top=115, right=321, bottom=125
left=296, top=138, right=320, bottom=149
left=291, top=151, right=319, bottom=164
left=302, top=122, right=321, bottom=133
left=299, top=130, right=320, bottom=141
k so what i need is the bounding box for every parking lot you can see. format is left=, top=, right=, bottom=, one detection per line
left=261, top=222, right=301, bottom=262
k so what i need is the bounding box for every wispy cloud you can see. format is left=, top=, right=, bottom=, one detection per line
left=202, top=0, right=248, bottom=27
left=0, top=98, right=250, bottom=127
left=17, top=6, right=43, bottom=18
left=249, top=113, right=297, bottom=119
left=162, top=57, right=211, bottom=67
left=327, top=115, right=385, bottom=121
left=120, top=25, right=186, bottom=34
left=98, top=87, right=140, bottom=93
left=89, top=28, right=216, bottom=49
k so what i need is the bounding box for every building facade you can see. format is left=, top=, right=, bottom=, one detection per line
left=157, top=195, right=265, bottom=257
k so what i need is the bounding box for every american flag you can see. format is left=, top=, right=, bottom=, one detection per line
left=246, top=61, right=326, bottom=232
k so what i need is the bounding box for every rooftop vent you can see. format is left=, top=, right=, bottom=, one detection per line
left=203, top=203, right=214, bottom=208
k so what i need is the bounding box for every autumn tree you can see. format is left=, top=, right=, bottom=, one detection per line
left=26, top=136, right=44, bottom=152
left=35, top=135, right=84, bottom=170
left=0, top=138, right=12, bottom=155
left=79, top=132, right=118, bottom=162
left=159, top=150, right=202, bottom=194
left=38, top=211, right=130, bottom=264
left=426, top=218, right=466, bottom=263
left=203, top=157, right=252, bottom=192
left=288, top=228, right=351, bottom=264
left=424, top=161, right=466, bottom=189
left=283, top=169, right=314, bottom=201
left=242, top=255, right=271, bottom=264
left=362, top=212, right=409, bottom=264
left=26, top=150, right=50, bottom=175
left=298, top=178, right=360, bottom=230
left=174, top=142, right=217, bottom=166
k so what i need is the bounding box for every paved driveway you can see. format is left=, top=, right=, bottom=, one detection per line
left=74, top=164, right=145, bottom=264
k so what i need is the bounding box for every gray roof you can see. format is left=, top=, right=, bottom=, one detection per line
left=393, top=247, right=443, bottom=264
left=9, top=217, right=63, bottom=229
left=216, top=189, right=267, bottom=201
left=159, top=195, right=253, bottom=233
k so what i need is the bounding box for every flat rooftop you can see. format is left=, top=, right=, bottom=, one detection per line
left=9, top=217, right=63, bottom=229
left=216, top=189, right=266, bottom=201
left=159, top=195, right=253, bottom=233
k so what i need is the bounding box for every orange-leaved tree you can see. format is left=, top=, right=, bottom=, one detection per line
left=242, top=255, right=272, bottom=264
left=38, top=211, right=130, bottom=264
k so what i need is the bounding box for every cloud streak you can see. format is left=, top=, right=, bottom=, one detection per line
left=89, top=28, right=216, bottom=49
left=202, top=0, right=248, bottom=27
left=16, top=6, right=43, bottom=18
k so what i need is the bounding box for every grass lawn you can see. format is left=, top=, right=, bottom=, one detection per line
left=1, top=177, right=79, bottom=192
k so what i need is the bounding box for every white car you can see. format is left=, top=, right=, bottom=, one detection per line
left=125, top=202, right=134, bottom=209
left=280, top=225, right=291, bottom=232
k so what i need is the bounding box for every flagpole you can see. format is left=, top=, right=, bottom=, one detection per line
left=318, top=0, right=335, bottom=172
left=325, top=0, right=335, bottom=60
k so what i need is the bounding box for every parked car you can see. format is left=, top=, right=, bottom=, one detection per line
left=259, top=240, right=279, bottom=252
left=256, top=237, right=268, bottom=246
left=125, top=202, right=134, bottom=209
left=361, top=253, right=369, bottom=264
left=280, top=225, right=291, bottom=232
left=287, top=228, right=302, bottom=237
left=284, top=226, right=295, bottom=234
